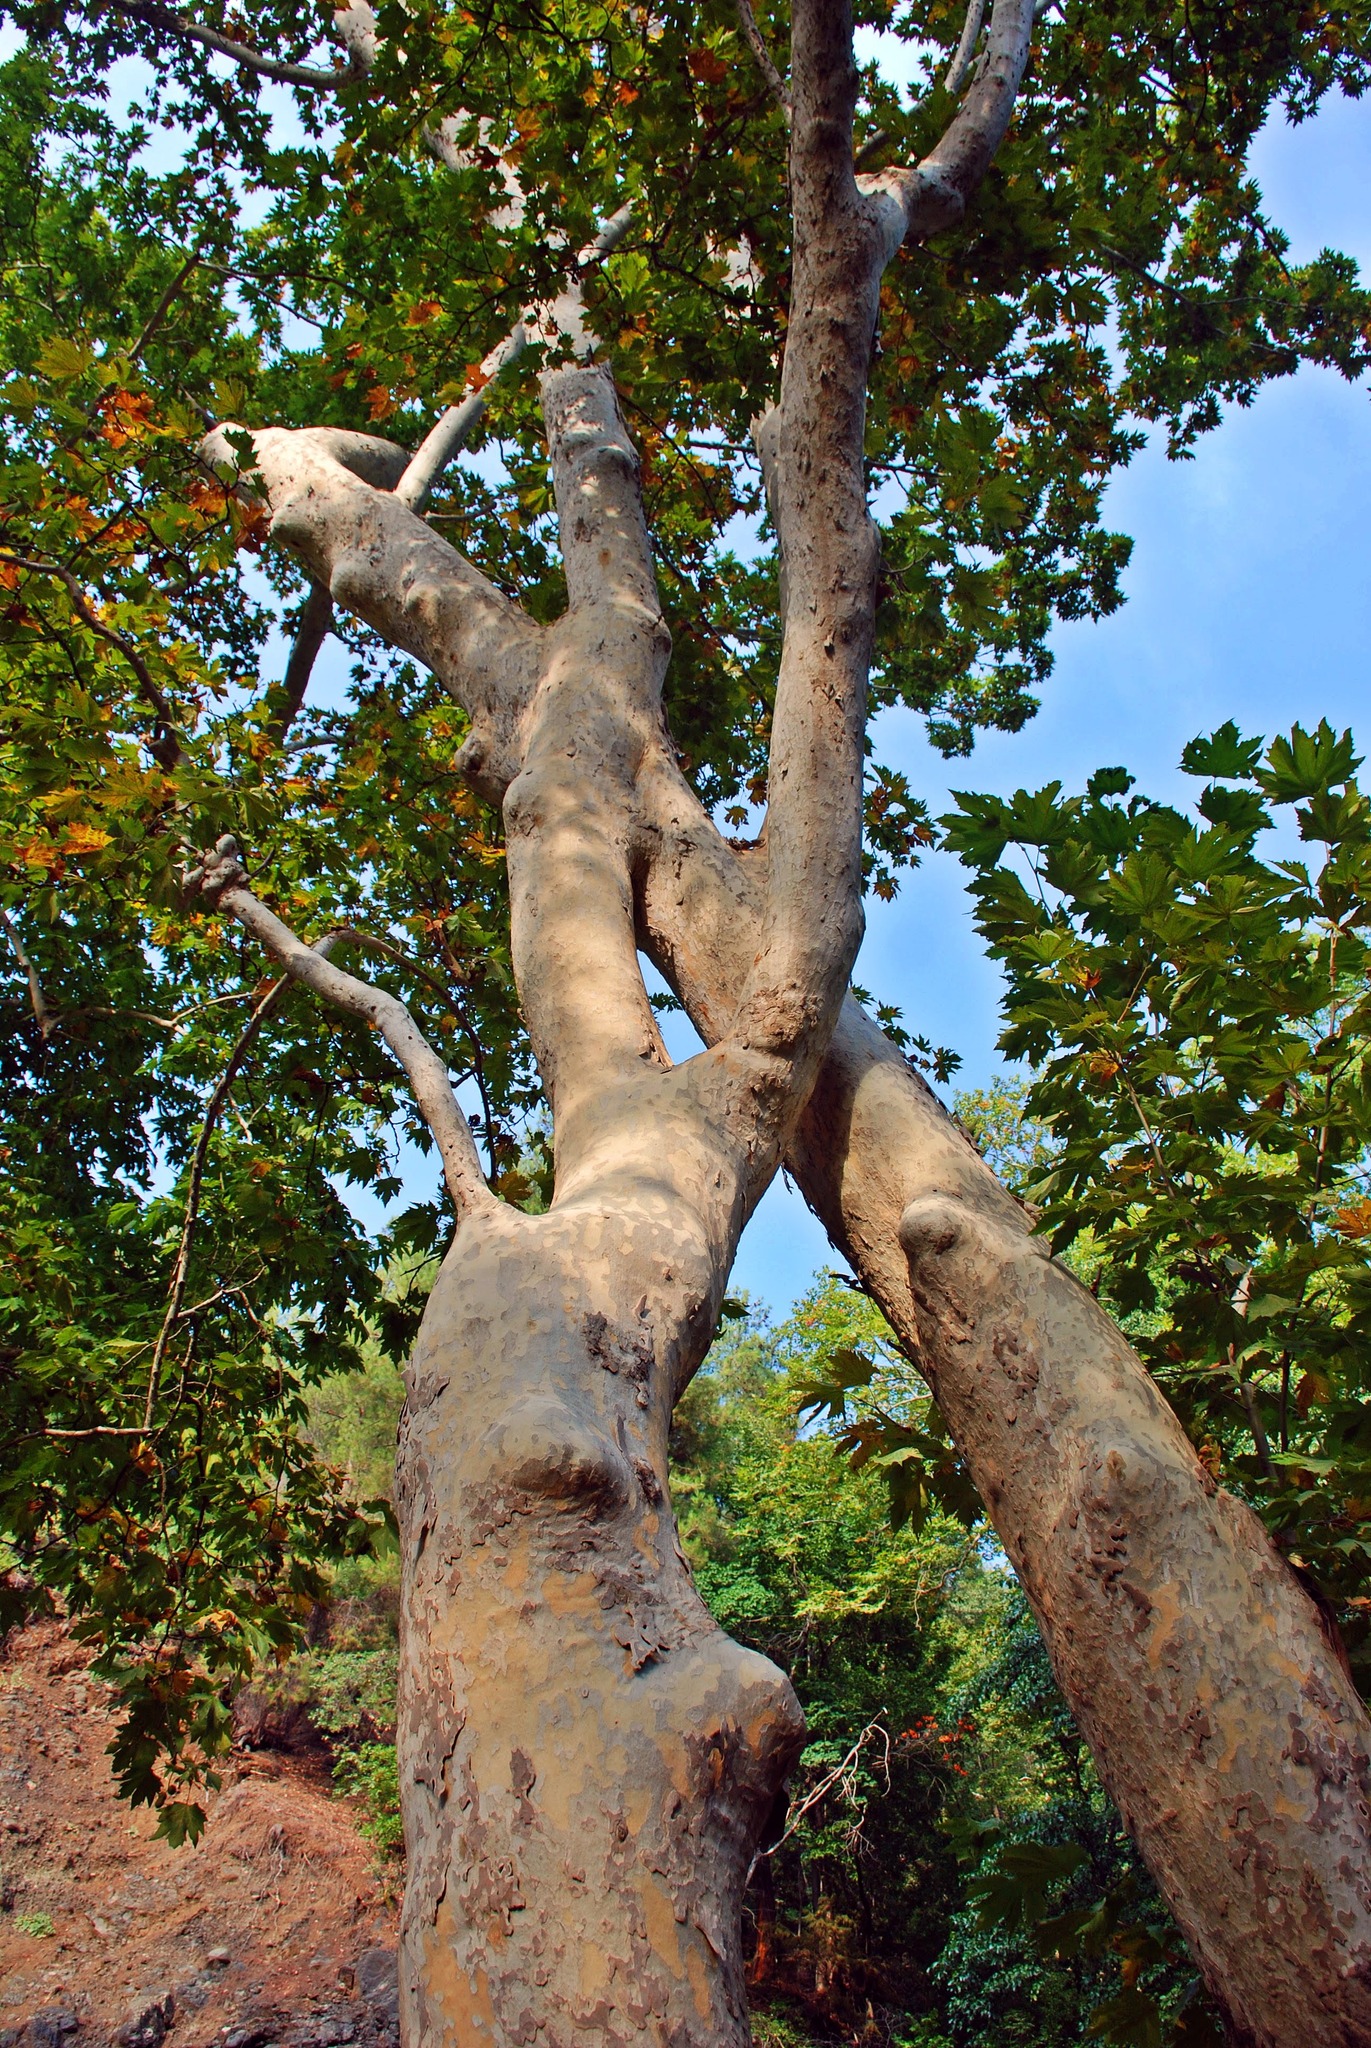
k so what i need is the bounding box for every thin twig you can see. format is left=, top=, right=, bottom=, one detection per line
left=181, top=838, right=494, bottom=1216
left=142, top=967, right=297, bottom=1428
left=103, top=0, right=356, bottom=88
left=127, top=249, right=204, bottom=370
left=0, top=550, right=182, bottom=769
left=748, top=1719, right=891, bottom=1882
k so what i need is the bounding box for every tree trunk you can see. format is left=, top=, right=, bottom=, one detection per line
left=792, top=1008, right=1371, bottom=2048
left=643, top=802, right=1371, bottom=2044
left=204, top=1, right=1371, bottom=2035
left=395, top=1203, right=804, bottom=2048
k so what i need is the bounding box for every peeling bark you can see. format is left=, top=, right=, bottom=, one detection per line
left=395, top=1205, right=803, bottom=2048
left=194, top=0, right=1371, bottom=2040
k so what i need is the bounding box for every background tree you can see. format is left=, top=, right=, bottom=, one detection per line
left=943, top=722, right=1371, bottom=1682
left=4, top=0, right=1371, bottom=2041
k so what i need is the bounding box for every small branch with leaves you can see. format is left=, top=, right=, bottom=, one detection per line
left=179, top=836, right=493, bottom=1218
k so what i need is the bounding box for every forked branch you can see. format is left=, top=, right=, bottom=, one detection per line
left=735, top=0, right=792, bottom=121
left=180, top=836, right=494, bottom=1217
left=724, top=0, right=881, bottom=1079
left=396, top=203, right=638, bottom=513
left=203, top=424, right=542, bottom=790
left=861, top=0, right=1035, bottom=243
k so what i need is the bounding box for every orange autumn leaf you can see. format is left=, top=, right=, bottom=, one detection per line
left=231, top=500, right=272, bottom=550
left=187, top=479, right=228, bottom=518
left=366, top=385, right=397, bottom=421
left=63, top=495, right=98, bottom=538
left=1334, top=1197, right=1371, bottom=1239
left=405, top=299, right=444, bottom=326
left=688, top=47, right=729, bottom=84
left=60, top=823, right=113, bottom=858
left=98, top=389, right=154, bottom=448
left=13, top=838, right=62, bottom=873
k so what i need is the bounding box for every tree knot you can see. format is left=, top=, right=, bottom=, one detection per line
left=180, top=834, right=249, bottom=909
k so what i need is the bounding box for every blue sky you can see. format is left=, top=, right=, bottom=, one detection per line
left=727, top=81, right=1371, bottom=1309
left=14, top=16, right=1366, bottom=1309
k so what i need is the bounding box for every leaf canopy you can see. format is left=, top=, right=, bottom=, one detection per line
left=2, top=0, right=1370, bottom=1815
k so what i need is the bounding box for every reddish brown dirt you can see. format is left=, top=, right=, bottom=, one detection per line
left=0, top=1624, right=399, bottom=2048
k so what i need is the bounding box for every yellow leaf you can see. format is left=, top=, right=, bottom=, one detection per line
left=61, top=823, right=112, bottom=857
left=36, top=335, right=96, bottom=382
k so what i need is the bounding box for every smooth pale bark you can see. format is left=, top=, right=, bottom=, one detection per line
left=636, top=768, right=1371, bottom=2041
left=198, top=0, right=1371, bottom=2040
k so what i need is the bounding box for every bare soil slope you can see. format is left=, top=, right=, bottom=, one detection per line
left=0, top=1624, right=400, bottom=2048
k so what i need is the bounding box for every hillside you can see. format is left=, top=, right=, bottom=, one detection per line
left=0, top=1624, right=399, bottom=2048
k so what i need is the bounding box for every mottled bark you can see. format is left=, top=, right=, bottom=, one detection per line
left=395, top=1196, right=804, bottom=2048
left=195, top=0, right=1371, bottom=2042
left=642, top=837, right=1371, bottom=2042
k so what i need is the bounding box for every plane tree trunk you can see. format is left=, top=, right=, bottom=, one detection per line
left=395, top=1198, right=804, bottom=2047
left=195, top=0, right=1371, bottom=2041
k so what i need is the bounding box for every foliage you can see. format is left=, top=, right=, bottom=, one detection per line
left=333, top=1739, right=405, bottom=1858
left=2, top=0, right=1370, bottom=1824
left=665, top=1285, right=1222, bottom=2043
left=15, top=1911, right=54, bottom=1938
left=953, top=1076, right=1058, bottom=1196
left=943, top=724, right=1371, bottom=1681
left=936, top=1601, right=1220, bottom=2048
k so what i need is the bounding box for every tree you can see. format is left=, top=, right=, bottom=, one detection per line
left=944, top=726, right=1371, bottom=1681
left=4, top=0, right=1371, bottom=2041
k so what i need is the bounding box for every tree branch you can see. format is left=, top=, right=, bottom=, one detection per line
left=102, top=0, right=359, bottom=88
left=944, top=0, right=989, bottom=97
left=734, top=0, right=792, bottom=122
left=395, top=203, right=637, bottom=513
left=180, top=836, right=494, bottom=1217
left=499, top=365, right=674, bottom=1150
left=127, top=249, right=203, bottom=369
left=267, top=577, right=334, bottom=747
left=859, top=0, right=1035, bottom=244
left=0, top=905, right=55, bottom=1040
left=723, top=0, right=877, bottom=1080
left=203, top=425, right=542, bottom=794
left=0, top=549, right=182, bottom=768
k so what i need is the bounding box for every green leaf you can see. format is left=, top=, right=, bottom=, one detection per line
left=1085, top=1987, right=1163, bottom=2048
left=1180, top=722, right=1262, bottom=781
left=1259, top=721, right=1362, bottom=802
left=969, top=1839, right=1088, bottom=1928
left=1087, top=766, right=1134, bottom=800
left=154, top=1801, right=208, bottom=1848
left=34, top=334, right=95, bottom=382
